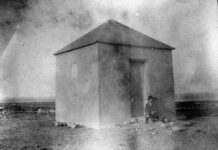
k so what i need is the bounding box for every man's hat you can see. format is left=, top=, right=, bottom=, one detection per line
left=147, top=95, right=154, bottom=101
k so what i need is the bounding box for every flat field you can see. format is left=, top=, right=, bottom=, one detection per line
left=0, top=111, right=218, bottom=150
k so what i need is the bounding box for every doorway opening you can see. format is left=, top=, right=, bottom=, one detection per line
left=129, top=60, right=148, bottom=117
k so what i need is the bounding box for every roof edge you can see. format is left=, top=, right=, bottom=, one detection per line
left=54, top=41, right=98, bottom=55
left=54, top=41, right=175, bottom=55
left=98, top=42, right=175, bottom=50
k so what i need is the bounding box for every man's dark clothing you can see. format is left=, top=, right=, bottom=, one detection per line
left=145, top=102, right=159, bottom=123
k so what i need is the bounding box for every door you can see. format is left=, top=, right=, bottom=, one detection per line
left=129, top=60, right=145, bottom=117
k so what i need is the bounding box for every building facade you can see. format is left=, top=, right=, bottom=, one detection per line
left=54, top=20, right=175, bottom=128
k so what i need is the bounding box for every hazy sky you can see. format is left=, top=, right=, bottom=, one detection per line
left=0, top=0, right=217, bottom=101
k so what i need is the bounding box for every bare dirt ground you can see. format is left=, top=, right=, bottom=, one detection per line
left=1, top=113, right=218, bottom=150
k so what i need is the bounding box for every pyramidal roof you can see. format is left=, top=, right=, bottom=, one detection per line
left=54, top=19, right=174, bottom=55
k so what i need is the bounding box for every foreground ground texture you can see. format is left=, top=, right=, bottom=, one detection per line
left=0, top=113, right=218, bottom=150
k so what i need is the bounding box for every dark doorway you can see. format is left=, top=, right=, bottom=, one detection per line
left=129, top=60, right=145, bottom=117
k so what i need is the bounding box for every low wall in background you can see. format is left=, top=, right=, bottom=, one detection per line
left=0, top=102, right=55, bottom=112
left=0, top=95, right=218, bottom=119
left=175, top=92, right=218, bottom=119
left=0, top=97, right=55, bottom=112
left=176, top=101, right=218, bottom=119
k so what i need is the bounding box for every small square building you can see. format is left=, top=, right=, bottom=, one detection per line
left=54, top=20, right=175, bottom=128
